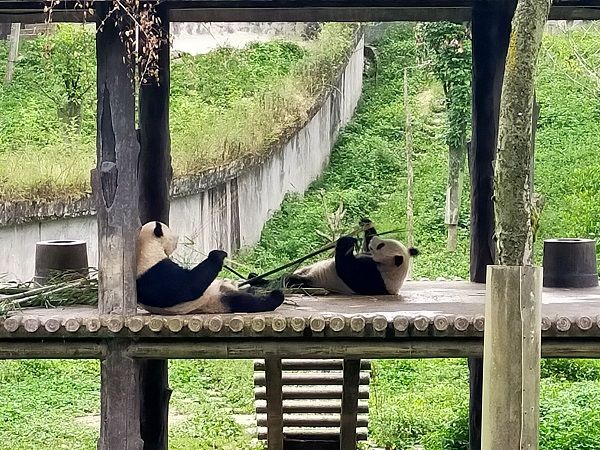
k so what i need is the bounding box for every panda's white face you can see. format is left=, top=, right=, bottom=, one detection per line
left=369, top=236, right=414, bottom=267
left=137, top=222, right=179, bottom=275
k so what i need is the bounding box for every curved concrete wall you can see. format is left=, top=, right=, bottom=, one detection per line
left=0, top=37, right=364, bottom=281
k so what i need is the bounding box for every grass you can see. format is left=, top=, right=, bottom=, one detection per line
left=0, top=23, right=357, bottom=202
left=3, top=23, right=600, bottom=450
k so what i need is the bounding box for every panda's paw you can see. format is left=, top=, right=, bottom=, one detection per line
left=337, top=235, right=358, bottom=248
left=208, top=250, right=228, bottom=262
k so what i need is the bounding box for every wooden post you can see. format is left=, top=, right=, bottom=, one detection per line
left=98, top=341, right=143, bottom=450
left=482, top=266, right=542, bottom=449
left=265, top=358, right=284, bottom=450
left=138, top=6, right=172, bottom=450
left=93, top=3, right=140, bottom=315
left=469, top=2, right=515, bottom=449
left=94, top=6, right=143, bottom=447
left=445, top=141, right=465, bottom=251
left=404, top=68, right=414, bottom=279
left=340, top=359, right=361, bottom=450
left=4, top=23, right=20, bottom=85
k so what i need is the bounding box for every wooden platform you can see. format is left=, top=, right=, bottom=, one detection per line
left=1, top=281, right=600, bottom=359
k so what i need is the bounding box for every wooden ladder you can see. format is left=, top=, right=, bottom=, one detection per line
left=254, top=358, right=371, bottom=450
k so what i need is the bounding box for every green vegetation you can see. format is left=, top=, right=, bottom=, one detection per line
left=3, top=23, right=600, bottom=450
left=0, top=23, right=357, bottom=202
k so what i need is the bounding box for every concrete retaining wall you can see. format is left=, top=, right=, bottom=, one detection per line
left=0, top=37, right=364, bottom=281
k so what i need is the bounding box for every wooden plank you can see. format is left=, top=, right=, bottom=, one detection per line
left=340, top=359, right=361, bottom=450
left=256, top=385, right=370, bottom=400
left=92, top=3, right=140, bottom=315
left=256, top=414, right=368, bottom=427
left=138, top=6, right=172, bottom=450
left=482, top=266, right=542, bottom=449
left=254, top=372, right=370, bottom=385
left=3, top=339, right=600, bottom=360
left=98, top=341, right=143, bottom=450
left=255, top=400, right=369, bottom=414
left=258, top=427, right=368, bottom=440
left=264, top=357, right=283, bottom=450
left=254, top=359, right=371, bottom=371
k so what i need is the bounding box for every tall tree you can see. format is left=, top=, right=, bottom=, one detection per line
left=494, top=0, right=551, bottom=266
left=415, top=22, right=471, bottom=251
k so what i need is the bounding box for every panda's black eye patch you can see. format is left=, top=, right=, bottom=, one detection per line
left=154, top=222, right=164, bottom=238
left=376, top=243, right=385, bottom=250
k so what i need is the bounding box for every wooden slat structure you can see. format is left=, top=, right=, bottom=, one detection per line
left=254, top=359, right=371, bottom=450
left=1, top=0, right=600, bottom=448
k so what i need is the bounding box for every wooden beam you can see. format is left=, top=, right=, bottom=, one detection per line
left=98, top=341, right=143, bottom=450
left=264, top=358, right=284, bottom=450
left=340, top=359, right=361, bottom=450
left=92, top=3, right=140, bottom=315
left=482, top=266, right=542, bottom=449
left=138, top=6, right=173, bottom=450
left=468, top=2, right=514, bottom=449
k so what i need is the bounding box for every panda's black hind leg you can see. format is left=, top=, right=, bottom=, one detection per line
left=224, top=290, right=285, bottom=313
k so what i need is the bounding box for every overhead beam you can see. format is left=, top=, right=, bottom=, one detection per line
left=1, top=5, right=599, bottom=23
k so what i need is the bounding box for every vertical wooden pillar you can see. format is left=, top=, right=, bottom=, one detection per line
left=265, top=358, right=284, bottom=450
left=93, top=3, right=140, bottom=316
left=138, top=6, right=172, bottom=450
left=98, top=341, right=143, bottom=450
left=94, top=5, right=142, bottom=448
left=340, top=359, right=361, bottom=450
left=469, top=2, right=515, bottom=449
left=482, top=266, right=542, bottom=449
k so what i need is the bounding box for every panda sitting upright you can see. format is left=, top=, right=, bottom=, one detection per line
left=136, top=221, right=284, bottom=314
left=285, top=226, right=418, bottom=295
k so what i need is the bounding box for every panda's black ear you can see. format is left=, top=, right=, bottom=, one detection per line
left=394, top=255, right=404, bottom=267
left=409, top=247, right=419, bottom=257
left=154, top=222, right=164, bottom=238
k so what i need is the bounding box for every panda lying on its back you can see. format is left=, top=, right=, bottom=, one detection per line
left=136, top=221, right=284, bottom=314
left=285, top=233, right=418, bottom=295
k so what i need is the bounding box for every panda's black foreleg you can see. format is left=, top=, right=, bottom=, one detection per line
left=188, top=250, right=227, bottom=292
left=223, top=290, right=285, bottom=313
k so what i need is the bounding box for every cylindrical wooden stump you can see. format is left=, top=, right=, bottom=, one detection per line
left=543, top=238, right=598, bottom=288
left=482, top=265, right=542, bottom=450
left=34, top=240, right=88, bottom=284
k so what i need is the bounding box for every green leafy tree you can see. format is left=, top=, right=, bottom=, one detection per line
left=415, top=22, right=471, bottom=251
left=32, top=24, right=95, bottom=128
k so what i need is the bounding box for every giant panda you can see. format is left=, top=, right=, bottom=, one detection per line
left=285, top=234, right=418, bottom=295
left=136, top=221, right=284, bottom=314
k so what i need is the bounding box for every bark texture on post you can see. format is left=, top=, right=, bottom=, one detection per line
left=98, top=341, right=143, bottom=450
left=482, top=265, right=542, bottom=450
left=4, top=23, right=20, bottom=85
left=404, top=68, right=414, bottom=279
left=470, top=0, right=515, bottom=283
left=93, top=4, right=140, bottom=315
left=445, top=140, right=466, bottom=251
left=494, top=0, right=551, bottom=266
left=138, top=7, right=173, bottom=450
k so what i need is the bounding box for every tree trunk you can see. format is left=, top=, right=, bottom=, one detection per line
left=404, top=68, right=414, bottom=280
left=494, top=0, right=551, bottom=266
left=445, top=138, right=466, bottom=251
left=4, top=23, right=20, bottom=85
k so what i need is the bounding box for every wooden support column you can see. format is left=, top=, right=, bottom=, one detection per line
left=137, top=6, right=172, bottom=450
left=469, top=2, right=515, bottom=449
left=93, top=3, right=140, bottom=315
left=482, top=266, right=542, bottom=449
left=340, top=359, right=361, bottom=450
left=98, top=341, right=143, bottom=450
left=265, top=358, right=284, bottom=450
left=94, top=5, right=142, bottom=448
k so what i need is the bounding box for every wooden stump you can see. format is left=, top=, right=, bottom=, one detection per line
left=482, top=265, right=542, bottom=450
